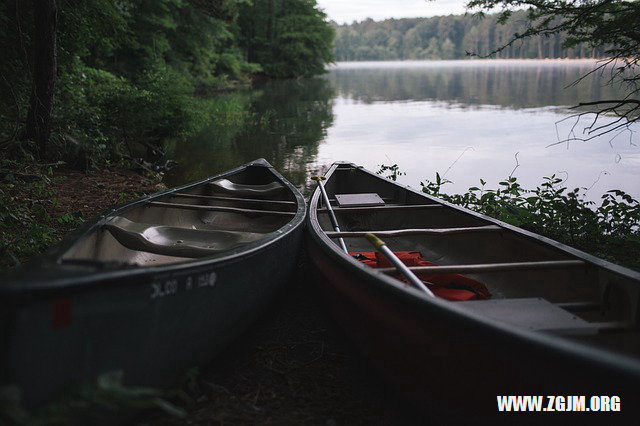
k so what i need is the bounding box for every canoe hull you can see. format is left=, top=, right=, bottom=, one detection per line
left=3, top=228, right=301, bottom=407
left=306, top=161, right=640, bottom=422
left=307, top=236, right=640, bottom=421
left=1, top=159, right=306, bottom=408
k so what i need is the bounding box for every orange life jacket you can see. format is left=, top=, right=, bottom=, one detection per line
left=350, top=251, right=490, bottom=301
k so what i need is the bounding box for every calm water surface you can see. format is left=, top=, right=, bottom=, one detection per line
left=168, top=60, right=640, bottom=201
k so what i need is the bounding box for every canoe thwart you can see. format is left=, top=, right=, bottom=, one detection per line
left=210, top=179, right=285, bottom=198
left=103, top=216, right=265, bottom=258
left=171, top=193, right=296, bottom=206
left=318, top=204, right=444, bottom=213
left=377, top=260, right=586, bottom=275
left=326, top=225, right=501, bottom=238
left=147, top=201, right=295, bottom=216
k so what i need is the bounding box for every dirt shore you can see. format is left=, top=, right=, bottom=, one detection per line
left=49, top=169, right=165, bottom=221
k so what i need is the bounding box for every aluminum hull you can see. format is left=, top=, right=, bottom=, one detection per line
left=1, top=159, right=306, bottom=408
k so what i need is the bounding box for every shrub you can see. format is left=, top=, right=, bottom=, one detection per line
left=419, top=173, right=640, bottom=270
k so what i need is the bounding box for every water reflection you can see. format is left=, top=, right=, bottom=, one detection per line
left=328, top=60, right=628, bottom=109
left=318, top=61, right=638, bottom=201
left=164, top=78, right=334, bottom=192
left=165, top=61, right=638, bottom=202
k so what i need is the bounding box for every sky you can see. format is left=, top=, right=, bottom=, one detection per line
left=315, top=0, right=469, bottom=24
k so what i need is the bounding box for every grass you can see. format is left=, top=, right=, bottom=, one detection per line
left=0, top=160, right=72, bottom=274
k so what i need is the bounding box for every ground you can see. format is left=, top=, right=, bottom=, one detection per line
left=50, top=169, right=165, bottom=221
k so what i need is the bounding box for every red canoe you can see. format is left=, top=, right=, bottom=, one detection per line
left=306, top=162, right=640, bottom=423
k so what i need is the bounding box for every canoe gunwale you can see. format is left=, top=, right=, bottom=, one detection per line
left=306, top=161, right=640, bottom=379
left=146, top=201, right=297, bottom=216
left=315, top=162, right=640, bottom=281
left=325, top=225, right=502, bottom=238
left=1, top=159, right=306, bottom=298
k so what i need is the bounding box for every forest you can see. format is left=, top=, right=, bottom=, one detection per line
left=0, top=0, right=334, bottom=167
left=333, top=10, right=608, bottom=61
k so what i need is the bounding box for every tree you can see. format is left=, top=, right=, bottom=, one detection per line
left=466, top=0, right=640, bottom=141
left=423, top=38, right=441, bottom=59
left=441, top=38, right=456, bottom=59
left=25, top=0, right=57, bottom=158
left=1, top=0, right=273, bottom=165
left=238, top=0, right=335, bottom=78
left=331, top=12, right=604, bottom=62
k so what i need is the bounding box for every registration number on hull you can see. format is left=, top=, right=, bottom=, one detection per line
left=150, top=272, right=217, bottom=299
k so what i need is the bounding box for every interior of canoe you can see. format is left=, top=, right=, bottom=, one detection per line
left=315, top=164, right=640, bottom=359
left=62, top=165, right=298, bottom=266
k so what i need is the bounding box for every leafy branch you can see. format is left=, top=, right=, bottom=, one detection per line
left=420, top=171, right=640, bottom=269
left=466, top=0, right=640, bottom=137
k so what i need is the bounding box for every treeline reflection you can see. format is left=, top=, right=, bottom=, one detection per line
left=327, top=61, right=628, bottom=109
left=165, top=78, right=334, bottom=190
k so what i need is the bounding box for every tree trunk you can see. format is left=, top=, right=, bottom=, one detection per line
left=537, top=36, right=543, bottom=59
left=267, top=0, right=274, bottom=45
left=25, top=0, right=57, bottom=159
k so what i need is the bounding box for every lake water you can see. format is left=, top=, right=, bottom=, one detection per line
left=168, top=60, right=640, bottom=201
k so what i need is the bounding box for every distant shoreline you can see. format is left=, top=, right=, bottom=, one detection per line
left=328, top=58, right=608, bottom=69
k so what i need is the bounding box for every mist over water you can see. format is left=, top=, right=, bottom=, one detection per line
left=170, top=60, right=639, bottom=201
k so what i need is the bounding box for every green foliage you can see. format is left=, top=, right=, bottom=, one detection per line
left=333, top=11, right=607, bottom=61
left=238, top=0, right=335, bottom=78
left=164, top=77, right=335, bottom=189
left=1, top=0, right=335, bottom=166
left=51, top=62, right=201, bottom=170
left=376, top=163, right=405, bottom=181
left=0, top=162, right=75, bottom=274
left=0, top=0, right=290, bottom=165
left=466, top=1, right=639, bottom=57
left=88, top=0, right=251, bottom=89
left=0, top=370, right=186, bottom=425
left=419, top=172, right=640, bottom=270
left=163, top=91, right=255, bottom=182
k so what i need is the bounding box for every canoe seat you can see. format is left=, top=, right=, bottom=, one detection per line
left=335, top=193, right=385, bottom=207
left=103, top=216, right=265, bottom=258
left=458, top=298, right=599, bottom=336
left=211, top=179, right=284, bottom=198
